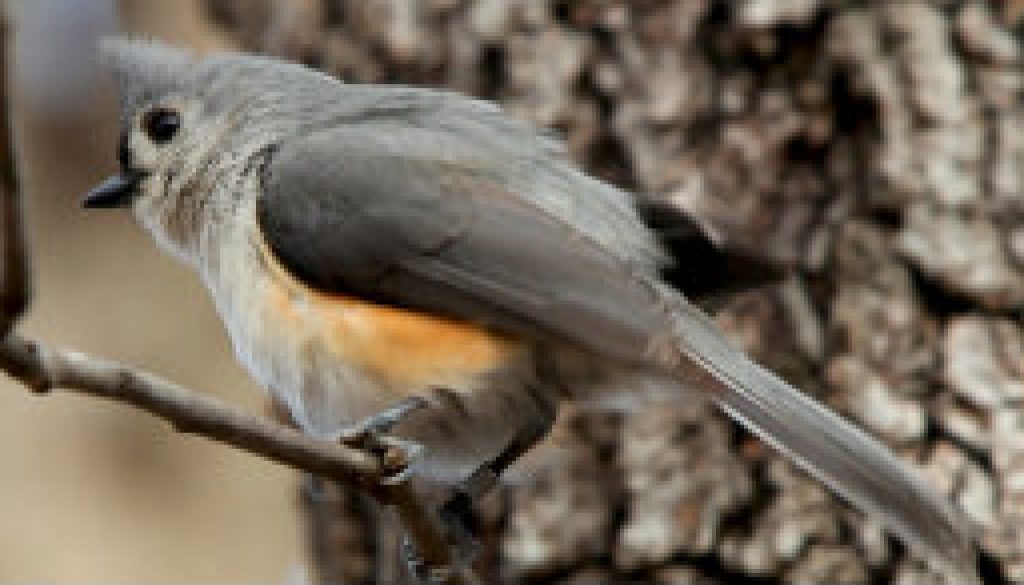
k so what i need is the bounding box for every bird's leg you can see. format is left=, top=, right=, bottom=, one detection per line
left=339, top=396, right=430, bottom=483
left=446, top=383, right=557, bottom=512
left=440, top=389, right=556, bottom=551
left=404, top=384, right=559, bottom=582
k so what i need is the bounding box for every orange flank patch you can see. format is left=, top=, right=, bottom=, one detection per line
left=259, top=241, right=523, bottom=392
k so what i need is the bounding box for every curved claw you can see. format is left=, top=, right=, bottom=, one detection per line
left=379, top=437, right=425, bottom=485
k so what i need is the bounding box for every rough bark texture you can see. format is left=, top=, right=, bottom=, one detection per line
left=205, top=1, right=1023, bottom=583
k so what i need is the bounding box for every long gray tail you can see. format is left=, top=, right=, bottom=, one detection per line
left=664, top=295, right=979, bottom=583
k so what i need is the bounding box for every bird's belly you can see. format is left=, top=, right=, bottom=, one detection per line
left=224, top=249, right=525, bottom=435
left=211, top=233, right=525, bottom=436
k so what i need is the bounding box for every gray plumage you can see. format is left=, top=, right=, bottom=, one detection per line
left=93, top=39, right=979, bottom=583
left=259, top=124, right=668, bottom=359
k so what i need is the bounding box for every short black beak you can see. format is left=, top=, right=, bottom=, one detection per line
left=81, top=172, right=142, bottom=209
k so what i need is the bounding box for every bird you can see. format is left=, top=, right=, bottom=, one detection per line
left=82, top=38, right=979, bottom=583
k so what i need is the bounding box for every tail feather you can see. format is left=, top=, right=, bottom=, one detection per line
left=666, top=296, right=979, bottom=584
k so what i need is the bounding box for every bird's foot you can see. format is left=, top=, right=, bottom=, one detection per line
left=338, top=396, right=429, bottom=483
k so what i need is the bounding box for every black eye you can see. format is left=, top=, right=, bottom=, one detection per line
left=143, top=107, right=181, bottom=144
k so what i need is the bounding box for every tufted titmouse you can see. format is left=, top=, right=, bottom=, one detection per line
left=83, top=40, right=977, bottom=582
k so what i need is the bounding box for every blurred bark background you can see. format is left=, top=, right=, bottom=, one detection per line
left=200, top=1, right=1024, bottom=584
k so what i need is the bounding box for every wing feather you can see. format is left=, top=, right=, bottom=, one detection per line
left=259, top=124, right=666, bottom=361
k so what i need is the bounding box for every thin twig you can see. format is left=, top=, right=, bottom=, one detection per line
left=0, top=181, right=29, bottom=335
left=0, top=333, right=382, bottom=480
left=0, top=19, right=29, bottom=336
left=384, top=482, right=465, bottom=585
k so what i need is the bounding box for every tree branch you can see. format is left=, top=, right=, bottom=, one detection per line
left=0, top=20, right=471, bottom=585
left=0, top=339, right=469, bottom=583
left=0, top=18, right=29, bottom=336
left=0, top=179, right=29, bottom=335
left=0, top=333, right=383, bottom=479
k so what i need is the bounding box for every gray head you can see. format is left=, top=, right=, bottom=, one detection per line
left=82, top=38, right=343, bottom=258
left=84, top=38, right=559, bottom=262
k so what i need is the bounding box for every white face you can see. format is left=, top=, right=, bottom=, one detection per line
left=124, top=97, right=201, bottom=199
left=119, top=96, right=220, bottom=260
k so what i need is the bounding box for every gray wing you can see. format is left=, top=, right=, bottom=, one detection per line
left=258, top=124, right=665, bottom=362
